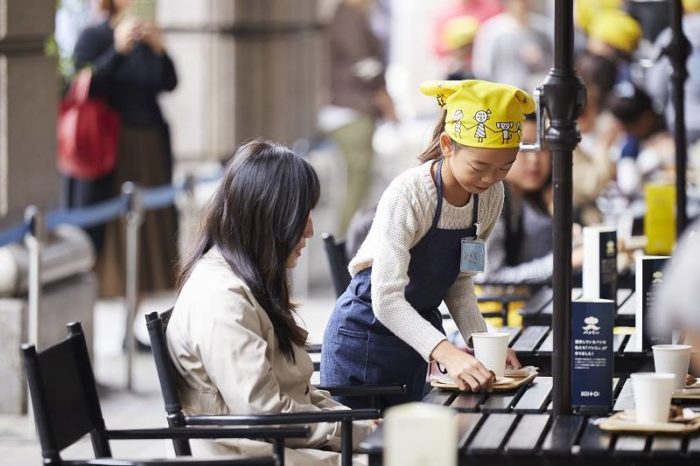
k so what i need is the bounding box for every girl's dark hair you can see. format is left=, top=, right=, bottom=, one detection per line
left=418, top=110, right=448, bottom=163
left=178, top=139, right=320, bottom=360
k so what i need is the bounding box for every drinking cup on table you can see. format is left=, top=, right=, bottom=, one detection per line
left=631, top=372, right=675, bottom=424
left=653, top=344, right=692, bottom=390
left=471, top=332, right=509, bottom=378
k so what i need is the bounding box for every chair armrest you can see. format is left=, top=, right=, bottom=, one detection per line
left=305, top=343, right=322, bottom=353
left=315, top=384, right=406, bottom=397
left=184, top=408, right=380, bottom=426
left=106, top=425, right=308, bottom=440
left=64, top=458, right=276, bottom=466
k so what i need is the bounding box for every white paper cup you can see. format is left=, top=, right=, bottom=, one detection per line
left=631, top=372, right=675, bottom=424
left=471, top=332, right=509, bottom=377
left=653, top=344, right=692, bottom=390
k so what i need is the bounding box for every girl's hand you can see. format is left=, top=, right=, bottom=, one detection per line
left=431, top=340, right=494, bottom=392
left=506, top=348, right=522, bottom=370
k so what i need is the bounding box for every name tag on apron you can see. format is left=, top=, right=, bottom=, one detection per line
left=460, top=238, right=485, bottom=273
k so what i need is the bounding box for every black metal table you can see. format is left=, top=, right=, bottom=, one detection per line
left=359, top=376, right=700, bottom=465
left=509, top=288, right=654, bottom=374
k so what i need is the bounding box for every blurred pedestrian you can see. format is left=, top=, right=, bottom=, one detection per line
left=65, top=0, right=179, bottom=296
left=326, top=0, right=397, bottom=239
left=471, top=0, right=553, bottom=94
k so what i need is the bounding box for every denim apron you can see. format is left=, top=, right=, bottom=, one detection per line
left=320, top=160, right=479, bottom=409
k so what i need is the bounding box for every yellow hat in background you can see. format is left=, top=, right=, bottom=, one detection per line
left=575, top=0, right=622, bottom=33
left=420, top=80, right=535, bottom=149
left=588, top=10, right=642, bottom=53
left=683, top=0, right=700, bottom=13
left=442, top=15, right=479, bottom=51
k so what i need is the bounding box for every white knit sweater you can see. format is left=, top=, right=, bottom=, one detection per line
left=349, top=161, right=504, bottom=361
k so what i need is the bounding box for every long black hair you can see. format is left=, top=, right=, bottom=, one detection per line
left=178, top=139, right=320, bottom=360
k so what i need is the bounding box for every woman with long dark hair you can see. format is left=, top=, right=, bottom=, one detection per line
left=167, top=140, right=372, bottom=465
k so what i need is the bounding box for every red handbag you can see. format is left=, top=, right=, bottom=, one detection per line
left=57, top=69, right=120, bottom=179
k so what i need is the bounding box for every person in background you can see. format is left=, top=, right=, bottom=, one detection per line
left=167, top=140, right=373, bottom=466
left=442, top=15, right=480, bottom=81
left=573, top=0, right=624, bottom=58
left=432, top=0, right=503, bottom=59
left=573, top=52, right=619, bottom=225
left=471, top=0, right=553, bottom=94
left=327, top=0, right=397, bottom=239
left=646, top=0, right=700, bottom=145
left=322, top=80, right=528, bottom=409
left=66, top=0, right=178, bottom=297
left=607, top=83, right=675, bottom=198
left=585, top=9, right=642, bottom=82
left=652, top=219, right=700, bottom=372
left=476, top=114, right=583, bottom=285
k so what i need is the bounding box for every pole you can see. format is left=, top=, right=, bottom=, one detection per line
left=122, top=182, right=143, bottom=391
left=546, top=0, right=586, bottom=415
left=24, top=206, right=44, bottom=347
left=24, top=205, right=44, bottom=435
left=665, top=0, right=690, bottom=236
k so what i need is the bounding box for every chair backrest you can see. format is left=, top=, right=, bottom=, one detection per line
left=21, top=322, right=112, bottom=464
left=322, top=233, right=351, bottom=298
left=145, top=309, right=192, bottom=456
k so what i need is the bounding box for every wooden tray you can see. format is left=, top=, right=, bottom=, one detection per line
left=430, top=369, right=538, bottom=392
left=597, top=411, right=700, bottom=434
left=673, top=380, right=700, bottom=400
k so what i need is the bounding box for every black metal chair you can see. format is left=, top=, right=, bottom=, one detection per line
left=321, top=233, right=351, bottom=298
left=146, top=310, right=402, bottom=466
left=21, top=321, right=308, bottom=466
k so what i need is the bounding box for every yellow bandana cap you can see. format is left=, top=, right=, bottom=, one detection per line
left=420, top=80, right=535, bottom=149
left=575, top=0, right=622, bottom=32
left=443, top=15, right=479, bottom=51
left=684, top=0, right=700, bottom=13
left=588, top=10, right=642, bottom=53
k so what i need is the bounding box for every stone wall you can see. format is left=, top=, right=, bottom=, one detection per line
left=0, top=0, right=59, bottom=229
left=157, top=0, right=323, bottom=161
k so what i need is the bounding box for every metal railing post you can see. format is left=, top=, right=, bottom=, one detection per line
left=24, top=206, right=45, bottom=347
left=122, top=182, right=143, bottom=391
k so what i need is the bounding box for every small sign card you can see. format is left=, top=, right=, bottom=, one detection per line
left=583, top=226, right=618, bottom=303
left=571, top=299, right=615, bottom=413
left=635, top=255, right=671, bottom=351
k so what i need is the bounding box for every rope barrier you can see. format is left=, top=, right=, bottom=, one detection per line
left=0, top=172, right=222, bottom=248
left=0, top=221, right=30, bottom=248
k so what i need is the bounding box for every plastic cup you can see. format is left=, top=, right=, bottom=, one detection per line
left=631, top=372, right=675, bottom=424
left=653, top=344, right=692, bottom=390
left=471, top=332, right=509, bottom=377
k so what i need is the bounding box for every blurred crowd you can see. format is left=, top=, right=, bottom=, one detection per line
left=54, top=0, right=700, bottom=295
left=326, top=0, right=700, bottom=285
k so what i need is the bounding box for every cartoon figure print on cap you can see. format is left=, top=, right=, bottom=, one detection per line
left=468, top=109, right=492, bottom=143
left=453, top=110, right=465, bottom=139
left=495, top=121, right=514, bottom=144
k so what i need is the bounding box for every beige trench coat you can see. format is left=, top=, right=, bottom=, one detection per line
left=167, top=248, right=373, bottom=465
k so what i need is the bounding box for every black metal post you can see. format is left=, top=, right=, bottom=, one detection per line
left=545, top=0, right=586, bottom=416
left=665, top=0, right=690, bottom=236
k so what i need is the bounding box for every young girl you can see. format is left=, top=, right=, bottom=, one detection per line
left=167, top=140, right=372, bottom=465
left=321, top=80, right=532, bottom=409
